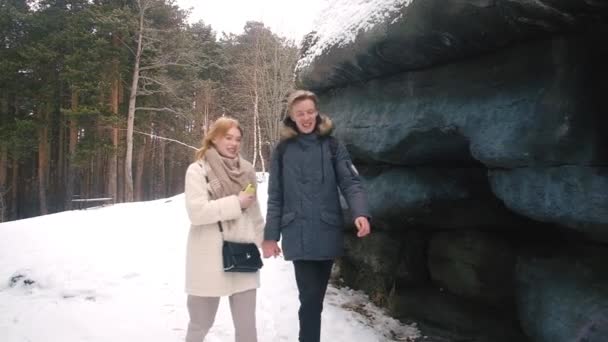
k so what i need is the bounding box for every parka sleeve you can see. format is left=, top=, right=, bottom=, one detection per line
left=263, top=144, right=283, bottom=241
left=184, top=163, right=242, bottom=226
left=334, top=141, right=371, bottom=222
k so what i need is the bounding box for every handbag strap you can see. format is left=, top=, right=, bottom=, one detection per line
left=204, top=173, right=225, bottom=236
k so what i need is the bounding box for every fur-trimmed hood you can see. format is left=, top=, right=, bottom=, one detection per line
left=280, top=114, right=334, bottom=141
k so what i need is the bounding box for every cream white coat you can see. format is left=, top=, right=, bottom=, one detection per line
left=184, top=160, right=264, bottom=297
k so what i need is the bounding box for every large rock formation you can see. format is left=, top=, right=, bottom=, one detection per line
left=320, top=37, right=608, bottom=168
left=299, top=1, right=608, bottom=341
left=297, top=0, right=608, bottom=91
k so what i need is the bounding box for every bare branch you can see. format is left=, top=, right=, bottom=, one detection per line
left=139, top=75, right=170, bottom=88
left=142, top=34, right=163, bottom=44
left=135, top=106, right=191, bottom=121
left=117, top=36, right=136, bottom=57
left=136, top=89, right=167, bottom=96
left=140, top=62, right=191, bottom=71
left=135, top=107, right=179, bottom=114
left=130, top=129, right=198, bottom=150
left=144, top=27, right=178, bottom=34
left=107, top=127, right=198, bottom=151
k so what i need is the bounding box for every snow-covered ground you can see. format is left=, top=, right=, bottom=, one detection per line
left=0, top=174, right=420, bottom=341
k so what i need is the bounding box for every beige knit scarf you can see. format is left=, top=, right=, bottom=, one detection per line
left=204, top=147, right=256, bottom=200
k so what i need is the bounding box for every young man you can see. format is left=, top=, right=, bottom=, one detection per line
left=263, top=90, right=371, bottom=342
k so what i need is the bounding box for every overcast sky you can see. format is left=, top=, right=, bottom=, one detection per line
left=175, top=0, right=326, bottom=42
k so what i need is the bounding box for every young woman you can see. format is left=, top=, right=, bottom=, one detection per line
left=262, top=90, right=371, bottom=342
left=184, top=117, right=264, bottom=342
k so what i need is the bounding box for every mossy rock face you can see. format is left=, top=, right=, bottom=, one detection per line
left=338, top=231, right=428, bottom=308
left=334, top=257, right=392, bottom=308
left=516, top=247, right=608, bottom=342
left=428, top=231, right=516, bottom=308
left=343, top=230, right=429, bottom=286
left=359, top=167, right=526, bottom=231
left=490, top=166, right=608, bottom=243
left=389, top=287, right=529, bottom=342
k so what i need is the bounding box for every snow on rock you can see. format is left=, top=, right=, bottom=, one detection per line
left=295, top=0, right=412, bottom=73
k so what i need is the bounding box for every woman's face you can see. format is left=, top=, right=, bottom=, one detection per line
left=212, top=126, right=242, bottom=159
left=290, top=99, right=318, bottom=134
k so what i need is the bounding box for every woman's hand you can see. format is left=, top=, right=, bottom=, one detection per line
left=262, top=240, right=282, bottom=258
left=238, top=191, right=255, bottom=209
left=354, top=216, right=371, bottom=237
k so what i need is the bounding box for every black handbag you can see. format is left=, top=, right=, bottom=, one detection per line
left=218, top=221, right=263, bottom=273
left=204, top=173, right=263, bottom=273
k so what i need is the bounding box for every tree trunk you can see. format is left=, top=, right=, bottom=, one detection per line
left=252, top=91, right=259, bottom=169
left=66, top=90, right=79, bottom=209
left=124, top=5, right=145, bottom=202
left=0, top=146, right=6, bottom=221
left=108, top=34, right=120, bottom=203
left=134, top=137, right=146, bottom=201
left=257, top=118, right=265, bottom=173
left=38, top=112, right=49, bottom=215
left=50, top=52, right=65, bottom=212
left=0, top=146, right=7, bottom=190
left=0, top=152, right=6, bottom=222
left=169, top=155, right=175, bottom=196
left=57, top=104, right=65, bottom=207
left=202, top=91, right=209, bottom=137
left=118, top=148, right=124, bottom=202
left=95, top=150, right=103, bottom=197
left=154, top=139, right=166, bottom=199
left=86, top=158, right=92, bottom=199
left=143, top=132, right=153, bottom=200
left=10, top=158, right=18, bottom=220
left=0, top=187, right=5, bottom=223
left=0, top=92, right=7, bottom=190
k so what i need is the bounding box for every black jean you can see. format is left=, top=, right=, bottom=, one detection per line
left=293, top=259, right=334, bottom=342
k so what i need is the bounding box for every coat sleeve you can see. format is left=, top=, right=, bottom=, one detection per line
left=334, top=140, right=371, bottom=222
left=184, top=163, right=242, bottom=226
left=263, top=144, right=283, bottom=241
left=246, top=169, right=265, bottom=247
left=249, top=200, right=266, bottom=247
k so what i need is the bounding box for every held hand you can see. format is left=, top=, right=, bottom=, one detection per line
left=262, top=240, right=282, bottom=258
left=238, top=191, right=255, bottom=209
left=354, top=216, right=371, bottom=238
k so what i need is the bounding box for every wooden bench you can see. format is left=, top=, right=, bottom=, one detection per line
left=71, top=197, right=114, bottom=210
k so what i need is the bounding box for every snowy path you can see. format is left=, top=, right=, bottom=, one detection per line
left=0, top=180, right=419, bottom=341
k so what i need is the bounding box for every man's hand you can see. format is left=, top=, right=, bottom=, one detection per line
left=354, top=216, right=371, bottom=237
left=262, top=240, right=282, bottom=258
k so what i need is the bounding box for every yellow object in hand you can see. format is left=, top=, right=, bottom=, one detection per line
left=244, top=183, right=256, bottom=195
